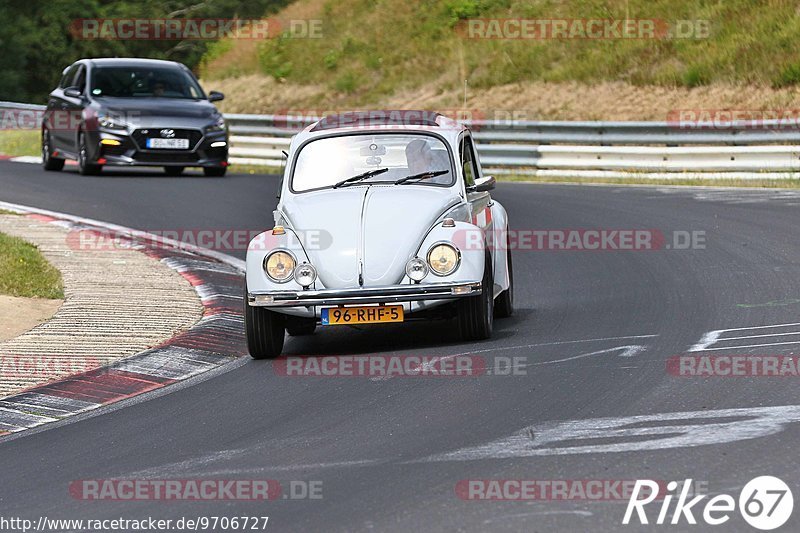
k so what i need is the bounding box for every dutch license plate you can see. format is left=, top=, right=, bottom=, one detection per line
left=321, top=305, right=404, bottom=325
left=146, top=137, right=189, bottom=149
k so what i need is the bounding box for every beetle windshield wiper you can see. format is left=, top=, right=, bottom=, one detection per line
left=332, top=168, right=389, bottom=189
left=394, top=169, right=449, bottom=185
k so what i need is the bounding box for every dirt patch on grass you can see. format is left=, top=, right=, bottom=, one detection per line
left=0, top=295, right=62, bottom=342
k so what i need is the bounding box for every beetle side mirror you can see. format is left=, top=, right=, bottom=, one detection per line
left=208, top=91, right=225, bottom=102
left=467, top=175, right=496, bottom=193
left=63, top=87, right=82, bottom=98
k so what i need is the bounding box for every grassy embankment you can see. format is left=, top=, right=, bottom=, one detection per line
left=201, top=0, right=800, bottom=110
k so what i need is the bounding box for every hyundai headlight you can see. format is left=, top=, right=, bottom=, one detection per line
left=97, top=112, right=128, bottom=131
left=205, top=115, right=225, bottom=133
left=263, top=251, right=296, bottom=282
left=427, top=243, right=460, bottom=276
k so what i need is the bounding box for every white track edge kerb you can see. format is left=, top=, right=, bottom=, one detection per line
left=0, top=200, right=246, bottom=272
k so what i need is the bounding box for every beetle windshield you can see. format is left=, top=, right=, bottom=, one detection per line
left=291, top=134, right=454, bottom=192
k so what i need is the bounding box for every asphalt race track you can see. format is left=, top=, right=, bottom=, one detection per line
left=2, top=162, right=800, bottom=531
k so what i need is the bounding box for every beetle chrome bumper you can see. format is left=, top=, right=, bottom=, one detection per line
left=248, top=281, right=482, bottom=307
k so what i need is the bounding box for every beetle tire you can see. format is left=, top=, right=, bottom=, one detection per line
left=286, top=316, right=317, bottom=336
left=245, top=286, right=285, bottom=359
left=457, top=252, right=494, bottom=341
left=494, top=248, right=514, bottom=318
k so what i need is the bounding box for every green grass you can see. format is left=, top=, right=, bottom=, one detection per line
left=0, top=232, right=63, bottom=299
left=201, top=0, right=800, bottom=102
left=0, top=209, right=20, bottom=215
left=0, top=130, right=40, bottom=158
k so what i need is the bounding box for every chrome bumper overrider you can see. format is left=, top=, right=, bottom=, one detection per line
left=248, top=281, right=482, bottom=307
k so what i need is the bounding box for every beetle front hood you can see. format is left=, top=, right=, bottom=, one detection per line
left=281, top=186, right=461, bottom=289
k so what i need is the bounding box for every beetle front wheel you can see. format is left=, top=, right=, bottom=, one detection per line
left=457, top=252, right=494, bottom=341
left=244, top=286, right=285, bottom=359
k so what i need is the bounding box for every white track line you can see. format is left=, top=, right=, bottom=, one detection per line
left=714, top=321, right=800, bottom=333
left=690, top=322, right=800, bottom=351
left=371, top=339, right=654, bottom=381
left=713, top=330, right=800, bottom=342
left=692, top=340, right=800, bottom=351
left=445, top=334, right=658, bottom=356
left=526, top=345, right=645, bottom=366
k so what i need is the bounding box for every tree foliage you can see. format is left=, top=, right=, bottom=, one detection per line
left=0, top=0, right=288, bottom=102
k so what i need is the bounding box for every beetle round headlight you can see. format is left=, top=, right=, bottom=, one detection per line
left=427, top=243, right=460, bottom=276
left=264, top=251, right=296, bottom=282
left=294, top=262, right=317, bottom=288
left=405, top=257, right=428, bottom=282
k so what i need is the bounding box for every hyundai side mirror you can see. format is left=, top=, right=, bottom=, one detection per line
left=63, top=87, right=82, bottom=98
left=208, top=91, right=225, bottom=102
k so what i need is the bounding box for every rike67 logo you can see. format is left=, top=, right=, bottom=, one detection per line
left=623, top=476, right=793, bottom=530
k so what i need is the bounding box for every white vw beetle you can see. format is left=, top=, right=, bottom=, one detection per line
left=245, top=111, right=513, bottom=358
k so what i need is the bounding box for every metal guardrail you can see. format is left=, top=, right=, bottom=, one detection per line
left=224, top=113, right=800, bottom=176
left=3, top=101, right=799, bottom=177
left=0, top=101, right=46, bottom=112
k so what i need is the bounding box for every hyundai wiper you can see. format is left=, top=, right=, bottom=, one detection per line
left=332, top=168, right=389, bottom=188
left=394, top=169, right=449, bottom=185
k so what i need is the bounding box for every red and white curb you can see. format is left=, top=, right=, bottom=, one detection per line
left=0, top=202, right=246, bottom=437
left=0, top=155, right=47, bottom=164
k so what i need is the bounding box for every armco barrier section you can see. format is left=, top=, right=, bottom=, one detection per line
left=3, top=102, right=798, bottom=178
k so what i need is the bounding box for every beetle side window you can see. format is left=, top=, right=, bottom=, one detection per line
left=460, top=136, right=479, bottom=188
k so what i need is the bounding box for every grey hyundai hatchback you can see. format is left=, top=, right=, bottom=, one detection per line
left=42, top=58, right=229, bottom=176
